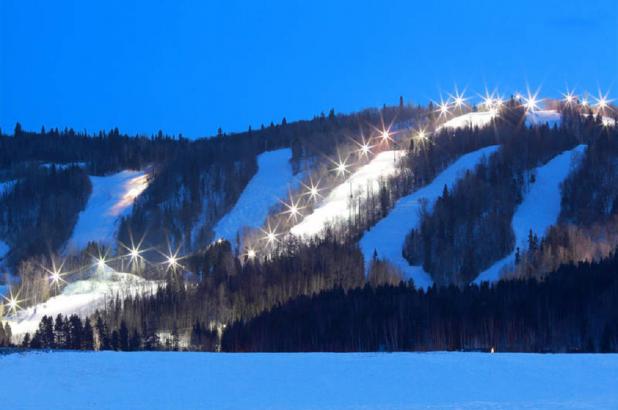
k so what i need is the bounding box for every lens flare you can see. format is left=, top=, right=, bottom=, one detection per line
left=261, top=222, right=280, bottom=246
left=247, top=248, right=257, bottom=260
left=2, top=288, right=23, bottom=315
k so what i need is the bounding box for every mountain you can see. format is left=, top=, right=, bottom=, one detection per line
left=1, top=97, right=617, bottom=353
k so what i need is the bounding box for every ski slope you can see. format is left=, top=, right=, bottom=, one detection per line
left=526, top=109, right=561, bottom=127
left=1, top=352, right=617, bottom=409
left=440, top=109, right=563, bottom=131
left=213, top=148, right=298, bottom=250
left=291, top=150, right=404, bottom=238
left=439, top=111, right=497, bottom=130
left=360, top=146, right=499, bottom=289
left=65, top=170, right=149, bottom=253
left=474, top=145, right=587, bottom=284
left=4, top=265, right=159, bottom=337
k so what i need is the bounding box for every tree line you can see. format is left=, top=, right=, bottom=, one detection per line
left=222, top=250, right=618, bottom=353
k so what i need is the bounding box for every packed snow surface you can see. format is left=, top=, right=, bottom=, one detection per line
left=440, top=109, right=563, bottom=131
left=360, top=146, right=499, bottom=289
left=4, top=265, right=159, bottom=336
left=1, top=352, right=617, bottom=409
left=475, top=145, right=587, bottom=283
left=291, top=150, right=404, bottom=238
left=65, top=170, right=149, bottom=252
left=439, top=111, right=497, bottom=130
left=213, top=149, right=297, bottom=250
left=526, top=109, right=562, bottom=127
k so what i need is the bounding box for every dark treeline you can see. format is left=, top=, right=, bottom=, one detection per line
left=1, top=124, right=179, bottom=174
left=23, top=245, right=618, bottom=353
left=402, top=105, right=608, bottom=285
left=0, top=166, right=92, bottom=264
left=561, top=117, right=618, bottom=225
left=222, top=251, right=618, bottom=353
left=79, top=235, right=367, bottom=351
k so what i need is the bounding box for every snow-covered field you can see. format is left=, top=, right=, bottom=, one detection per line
left=291, top=150, right=404, bottom=238
left=360, top=146, right=499, bottom=289
left=1, top=351, right=617, bottom=409
left=5, top=266, right=159, bottom=337
left=475, top=145, right=586, bottom=283
left=65, top=170, right=149, bottom=253
left=213, top=148, right=298, bottom=249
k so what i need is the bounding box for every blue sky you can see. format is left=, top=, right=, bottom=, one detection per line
left=1, top=0, right=617, bottom=138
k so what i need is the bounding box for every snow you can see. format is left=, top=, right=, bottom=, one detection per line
left=4, top=265, right=159, bottom=337
left=601, top=116, right=616, bottom=127
left=439, top=109, right=562, bottom=131
left=65, top=170, right=149, bottom=252
left=439, top=111, right=497, bottom=131
left=291, top=150, right=405, bottom=238
left=526, top=109, right=561, bottom=127
left=1, top=352, right=617, bottom=409
left=474, top=145, right=587, bottom=284
left=40, top=161, right=87, bottom=170
left=0, top=179, right=15, bottom=196
left=213, top=149, right=298, bottom=249
left=360, top=146, right=499, bottom=289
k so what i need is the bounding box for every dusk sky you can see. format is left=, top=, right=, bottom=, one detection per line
left=1, top=0, right=617, bottom=138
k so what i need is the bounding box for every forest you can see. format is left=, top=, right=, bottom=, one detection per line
left=221, top=252, right=618, bottom=353
left=8, top=246, right=618, bottom=353
left=403, top=105, right=614, bottom=285
left=2, top=99, right=618, bottom=355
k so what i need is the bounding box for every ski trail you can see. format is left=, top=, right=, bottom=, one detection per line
left=66, top=170, right=149, bottom=253
left=360, top=145, right=500, bottom=289
left=213, top=148, right=298, bottom=250
left=291, top=150, right=405, bottom=238
left=474, top=144, right=587, bottom=284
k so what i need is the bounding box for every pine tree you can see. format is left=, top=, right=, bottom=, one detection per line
left=4, top=323, right=12, bottom=345
left=119, top=321, right=129, bottom=351
left=82, top=319, right=94, bottom=350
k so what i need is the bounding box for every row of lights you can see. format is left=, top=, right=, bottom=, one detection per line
left=435, top=87, right=613, bottom=116
left=243, top=125, right=431, bottom=261
left=4, top=87, right=613, bottom=312
left=2, top=241, right=185, bottom=316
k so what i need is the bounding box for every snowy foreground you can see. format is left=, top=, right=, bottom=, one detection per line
left=1, top=352, right=617, bottom=409
left=475, top=145, right=586, bottom=283
left=213, top=148, right=298, bottom=250
left=291, top=150, right=404, bottom=238
left=65, top=170, right=149, bottom=252
left=360, top=146, right=499, bottom=289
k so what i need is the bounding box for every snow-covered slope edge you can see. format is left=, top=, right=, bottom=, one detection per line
left=213, top=148, right=298, bottom=250
left=5, top=265, right=159, bottom=337
left=291, top=150, right=404, bottom=238
left=360, top=146, right=499, bottom=289
left=65, top=170, right=149, bottom=253
left=474, top=144, right=587, bottom=284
